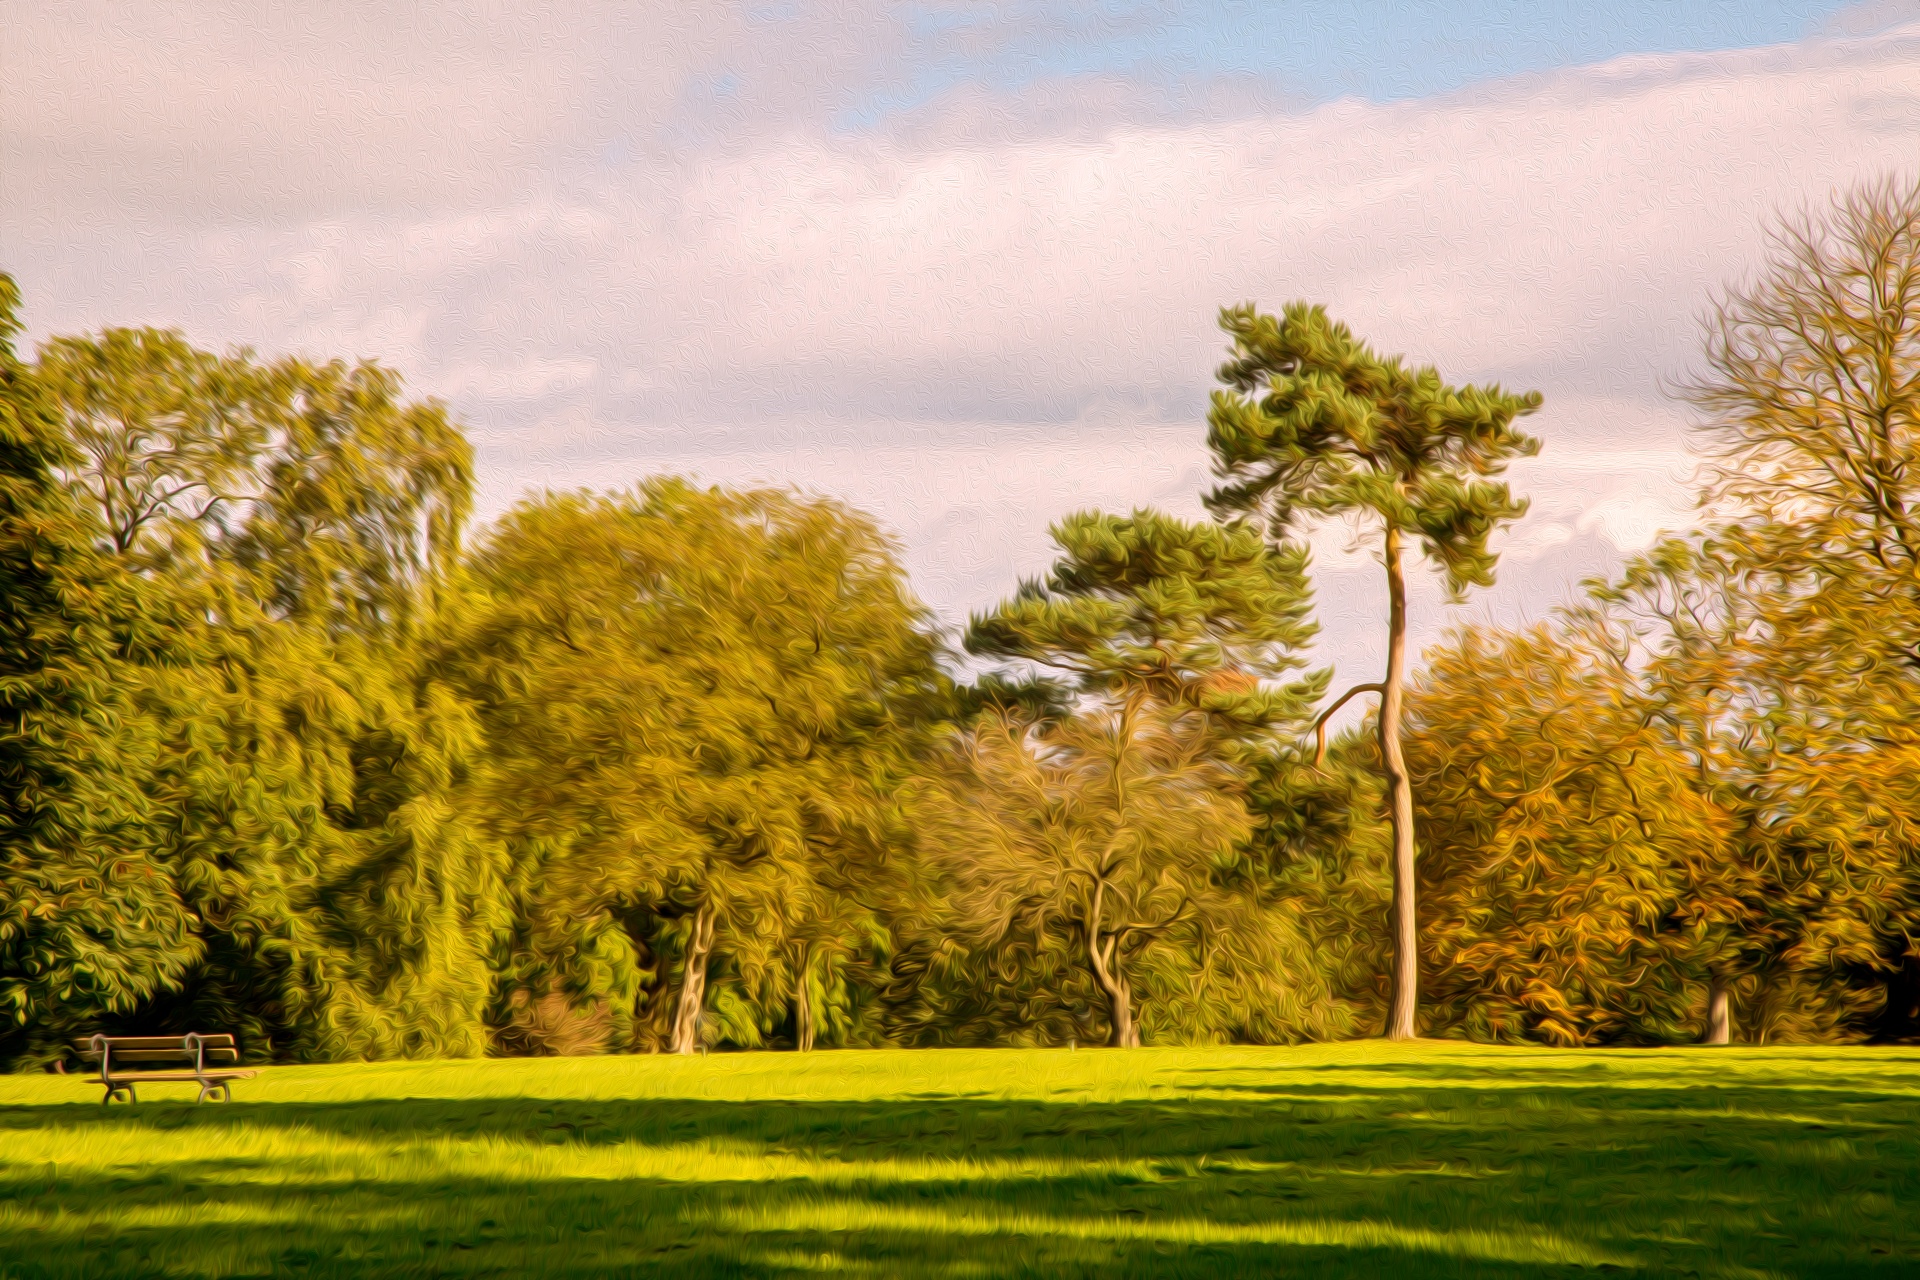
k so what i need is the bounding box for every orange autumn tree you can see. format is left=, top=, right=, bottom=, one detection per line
left=1404, top=616, right=1746, bottom=1045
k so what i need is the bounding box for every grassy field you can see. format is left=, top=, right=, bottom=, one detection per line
left=1, top=1044, right=1917, bottom=1278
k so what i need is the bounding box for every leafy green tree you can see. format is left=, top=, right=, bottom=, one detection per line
left=1205, top=303, right=1541, bottom=1039
left=931, top=510, right=1344, bottom=1046
left=917, top=704, right=1259, bottom=1047
left=0, top=278, right=188, bottom=1066
left=27, top=324, right=502, bottom=1061
left=36, top=327, right=472, bottom=636
left=1210, top=711, right=1397, bottom=1039
left=448, top=482, right=937, bottom=1054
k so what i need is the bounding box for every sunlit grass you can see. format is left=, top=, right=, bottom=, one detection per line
left=701, top=1202, right=1631, bottom=1268
left=2, top=1043, right=1917, bottom=1277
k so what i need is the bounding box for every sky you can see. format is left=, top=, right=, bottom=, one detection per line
left=6, top=0, right=1920, bottom=687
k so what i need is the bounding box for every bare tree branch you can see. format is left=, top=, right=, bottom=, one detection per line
left=1309, top=682, right=1385, bottom=770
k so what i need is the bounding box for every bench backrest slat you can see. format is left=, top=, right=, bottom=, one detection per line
left=73, top=1034, right=236, bottom=1052
left=83, top=1047, right=240, bottom=1063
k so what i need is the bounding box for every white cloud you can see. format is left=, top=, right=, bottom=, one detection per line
left=6, top=16, right=1920, bottom=682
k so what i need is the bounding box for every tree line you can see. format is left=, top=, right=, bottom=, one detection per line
left=2, top=177, right=1917, bottom=1067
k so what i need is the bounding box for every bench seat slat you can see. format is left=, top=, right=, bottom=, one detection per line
left=98, top=1070, right=259, bottom=1083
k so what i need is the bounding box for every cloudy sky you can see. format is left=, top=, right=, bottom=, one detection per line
left=7, top=0, right=1920, bottom=685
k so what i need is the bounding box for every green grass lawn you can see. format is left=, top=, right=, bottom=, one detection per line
left=1, top=1043, right=1917, bottom=1278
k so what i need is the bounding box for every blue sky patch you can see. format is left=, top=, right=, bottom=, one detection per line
left=829, top=0, right=1868, bottom=128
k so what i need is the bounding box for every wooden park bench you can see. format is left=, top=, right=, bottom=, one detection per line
left=76, top=1033, right=257, bottom=1104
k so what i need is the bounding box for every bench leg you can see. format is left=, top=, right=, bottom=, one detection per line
left=102, top=1084, right=134, bottom=1104
left=196, top=1081, right=231, bottom=1103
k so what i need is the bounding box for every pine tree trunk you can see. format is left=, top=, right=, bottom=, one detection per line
left=669, top=905, right=715, bottom=1056
left=1381, top=523, right=1421, bottom=1042
left=1705, top=976, right=1731, bottom=1045
left=794, top=946, right=815, bottom=1053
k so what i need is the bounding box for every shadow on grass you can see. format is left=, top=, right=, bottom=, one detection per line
left=2, top=1073, right=1918, bottom=1278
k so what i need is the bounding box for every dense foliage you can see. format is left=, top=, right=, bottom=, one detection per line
left=443, top=483, right=938, bottom=1054
left=3, top=176, right=1918, bottom=1065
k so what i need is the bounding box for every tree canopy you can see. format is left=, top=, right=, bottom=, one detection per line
left=4, top=175, right=1920, bottom=1064
left=446, top=482, right=938, bottom=1053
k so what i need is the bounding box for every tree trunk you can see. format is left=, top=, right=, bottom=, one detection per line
left=1092, top=952, right=1139, bottom=1048
left=1084, top=885, right=1141, bottom=1047
left=1381, top=523, right=1421, bottom=1042
left=1112, top=978, right=1139, bottom=1047
left=1704, top=975, right=1731, bottom=1045
left=669, top=905, right=715, bottom=1055
left=793, top=946, right=815, bottom=1053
